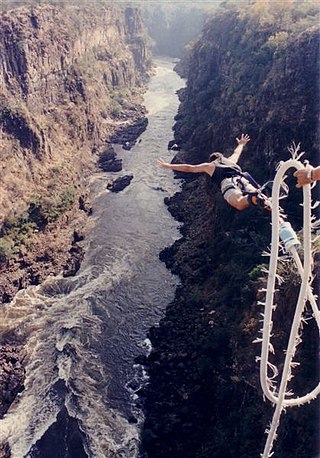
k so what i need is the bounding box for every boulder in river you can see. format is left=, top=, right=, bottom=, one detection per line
left=110, top=117, right=148, bottom=148
left=0, top=345, right=25, bottom=418
left=107, top=175, right=134, bottom=193
left=98, top=147, right=122, bottom=172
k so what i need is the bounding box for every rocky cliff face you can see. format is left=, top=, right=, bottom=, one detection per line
left=0, top=2, right=151, bottom=430
left=0, top=4, right=151, bottom=303
left=174, top=2, right=319, bottom=177
left=0, top=4, right=151, bottom=222
left=141, top=2, right=319, bottom=457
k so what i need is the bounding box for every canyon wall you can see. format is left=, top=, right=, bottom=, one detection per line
left=0, top=2, right=151, bottom=435
left=0, top=4, right=151, bottom=302
left=142, top=2, right=319, bottom=457
left=0, top=3, right=151, bottom=222
left=174, top=0, right=319, bottom=177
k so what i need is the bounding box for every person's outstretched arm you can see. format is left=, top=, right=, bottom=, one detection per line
left=294, top=165, right=320, bottom=187
left=157, top=159, right=213, bottom=174
left=229, top=133, right=250, bottom=164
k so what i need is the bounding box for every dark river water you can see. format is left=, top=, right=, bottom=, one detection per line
left=0, top=57, right=185, bottom=458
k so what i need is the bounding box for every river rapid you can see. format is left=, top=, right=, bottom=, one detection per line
left=0, top=57, right=185, bottom=458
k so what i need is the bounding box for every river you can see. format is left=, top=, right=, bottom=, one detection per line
left=0, top=57, right=185, bottom=458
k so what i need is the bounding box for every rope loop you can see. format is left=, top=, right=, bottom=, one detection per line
left=258, top=150, right=319, bottom=457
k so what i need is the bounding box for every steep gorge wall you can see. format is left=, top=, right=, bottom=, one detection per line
left=0, top=4, right=151, bottom=303
left=142, top=2, right=319, bottom=457
left=0, top=2, right=152, bottom=426
left=0, top=4, right=151, bottom=221
left=174, top=2, right=319, bottom=179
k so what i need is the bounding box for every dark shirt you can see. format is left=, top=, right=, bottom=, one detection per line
left=211, top=155, right=242, bottom=187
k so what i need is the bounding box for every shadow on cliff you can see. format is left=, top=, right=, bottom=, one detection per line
left=139, top=172, right=319, bottom=458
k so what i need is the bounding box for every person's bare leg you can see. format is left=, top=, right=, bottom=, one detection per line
left=227, top=192, right=250, bottom=211
left=228, top=192, right=274, bottom=212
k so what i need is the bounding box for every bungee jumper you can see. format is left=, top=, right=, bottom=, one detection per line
left=157, top=134, right=273, bottom=211
left=159, top=138, right=319, bottom=457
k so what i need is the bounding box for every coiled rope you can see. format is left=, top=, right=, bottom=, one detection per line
left=256, top=150, right=319, bottom=458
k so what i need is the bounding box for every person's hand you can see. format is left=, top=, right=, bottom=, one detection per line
left=157, top=159, right=170, bottom=168
left=293, top=167, right=313, bottom=188
left=236, top=133, right=250, bottom=146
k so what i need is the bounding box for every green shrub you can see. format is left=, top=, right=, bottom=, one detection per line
left=0, top=187, right=76, bottom=261
left=0, top=237, right=15, bottom=262
left=57, top=187, right=75, bottom=213
left=248, top=263, right=268, bottom=281
left=28, top=187, right=75, bottom=226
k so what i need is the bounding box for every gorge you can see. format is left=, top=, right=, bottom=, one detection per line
left=0, top=1, right=319, bottom=458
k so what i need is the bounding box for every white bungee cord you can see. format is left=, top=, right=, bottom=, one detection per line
left=255, top=148, right=319, bottom=458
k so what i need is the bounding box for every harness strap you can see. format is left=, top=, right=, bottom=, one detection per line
left=221, top=175, right=258, bottom=197
left=240, top=171, right=260, bottom=189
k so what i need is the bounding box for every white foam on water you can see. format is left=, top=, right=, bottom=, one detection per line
left=0, top=258, right=138, bottom=457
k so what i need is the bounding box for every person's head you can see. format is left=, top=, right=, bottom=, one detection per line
left=209, top=152, right=223, bottom=162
